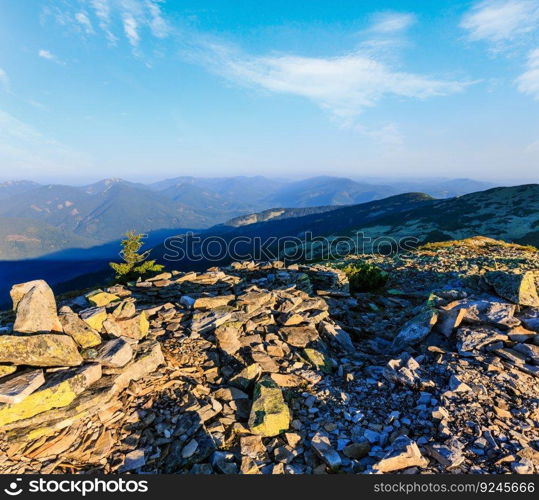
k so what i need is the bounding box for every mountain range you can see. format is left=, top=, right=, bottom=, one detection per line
left=0, top=175, right=497, bottom=260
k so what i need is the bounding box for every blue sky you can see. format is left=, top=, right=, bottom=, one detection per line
left=0, top=0, right=538, bottom=183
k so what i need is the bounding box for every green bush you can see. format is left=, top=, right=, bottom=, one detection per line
left=340, top=262, right=388, bottom=293
left=109, top=231, right=164, bottom=283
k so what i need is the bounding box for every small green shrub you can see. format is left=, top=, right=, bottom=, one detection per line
left=109, top=231, right=164, bottom=283
left=340, top=262, right=388, bottom=293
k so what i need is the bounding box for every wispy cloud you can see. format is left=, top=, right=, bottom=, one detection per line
left=516, top=48, right=539, bottom=99
left=75, top=11, right=94, bottom=34
left=55, top=0, right=171, bottom=48
left=0, top=68, right=9, bottom=92
left=460, top=0, right=539, bottom=47
left=0, top=109, right=90, bottom=175
left=38, top=49, right=64, bottom=65
left=369, top=12, right=416, bottom=34
left=192, top=41, right=471, bottom=120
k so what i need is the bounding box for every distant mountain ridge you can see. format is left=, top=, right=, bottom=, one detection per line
left=0, top=175, right=513, bottom=261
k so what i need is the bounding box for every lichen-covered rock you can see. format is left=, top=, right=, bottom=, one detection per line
left=486, top=271, right=539, bottom=307
left=193, top=295, right=235, bottom=310
left=80, top=307, right=107, bottom=331
left=303, top=348, right=332, bottom=373
left=248, top=377, right=290, bottom=437
left=86, top=290, right=120, bottom=307
left=0, top=363, right=101, bottom=426
left=59, top=307, right=102, bottom=348
left=12, top=281, right=62, bottom=334
left=0, top=334, right=83, bottom=367
left=0, top=366, right=17, bottom=379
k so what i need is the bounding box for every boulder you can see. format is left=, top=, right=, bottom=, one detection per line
left=486, top=271, right=539, bottom=307
left=248, top=377, right=291, bottom=437
left=0, top=334, right=83, bottom=367
left=303, top=348, right=332, bottom=373
left=456, top=326, right=507, bottom=356
left=215, top=326, right=242, bottom=355
left=94, top=338, right=133, bottom=368
left=0, top=363, right=101, bottom=426
left=229, top=364, right=262, bottom=391
left=59, top=307, right=101, bottom=348
left=191, top=307, right=233, bottom=334
left=0, top=369, right=45, bottom=404
left=280, top=325, right=319, bottom=348
left=12, top=281, right=62, bottom=334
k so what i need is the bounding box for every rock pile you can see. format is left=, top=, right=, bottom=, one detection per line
left=0, top=238, right=537, bottom=474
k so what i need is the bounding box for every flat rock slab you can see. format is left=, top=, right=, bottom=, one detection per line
left=80, top=307, right=107, bottom=331
left=0, top=370, right=45, bottom=404
left=86, top=291, right=120, bottom=307
left=0, top=334, right=83, bottom=367
left=95, top=338, right=133, bottom=368
left=0, top=363, right=101, bottom=426
left=373, top=436, right=428, bottom=473
left=103, top=313, right=149, bottom=340
left=12, top=281, right=62, bottom=334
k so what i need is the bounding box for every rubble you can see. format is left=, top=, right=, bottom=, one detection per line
left=0, top=237, right=537, bottom=474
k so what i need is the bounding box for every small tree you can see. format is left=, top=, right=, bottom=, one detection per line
left=109, top=231, right=164, bottom=283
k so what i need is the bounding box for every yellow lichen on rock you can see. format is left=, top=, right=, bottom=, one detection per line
left=86, top=291, right=120, bottom=307
left=248, top=376, right=290, bottom=437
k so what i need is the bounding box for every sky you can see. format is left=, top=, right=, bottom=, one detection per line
left=0, top=0, right=538, bottom=184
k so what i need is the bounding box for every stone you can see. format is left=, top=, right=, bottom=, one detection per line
left=425, top=443, right=464, bottom=470
left=507, top=326, right=537, bottom=343
left=59, top=308, right=101, bottom=348
left=94, top=338, right=133, bottom=368
left=456, top=326, right=507, bottom=356
left=513, top=343, right=539, bottom=365
left=240, top=435, right=266, bottom=459
left=494, top=347, right=528, bottom=365
left=373, top=436, right=428, bottom=473
left=486, top=271, right=539, bottom=307
left=448, top=375, right=471, bottom=392
left=12, top=281, right=62, bottom=334
left=319, top=321, right=355, bottom=352
left=248, top=377, right=291, bottom=437
left=383, top=353, right=432, bottom=390
left=303, top=348, right=332, bottom=373
left=182, top=439, right=199, bottom=459
left=215, top=326, right=242, bottom=355
left=311, top=432, right=341, bottom=469
left=0, top=370, right=45, bottom=404
left=456, top=298, right=519, bottom=329
left=0, top=363, right=101, bottom=426
left=230, top=364, right=262, bottom=391
left=191, top=307, right=233, bottom=334
left=193, top=295, right=235, bottom=310
left=80, top=307, right=107, bottom=331
left=437, top=307, right=466, bottom=337
left=119, top=449, right=146, bottom=472
left=343, top=441, right=371, bottom=459
left=86, top=290, right=120, bottom=307
left=10, top=280, right=47, bottom=310
left=280, top=325, right=319, bottom=348
left=392, top=303, right=438, bottom=350
left=0, top=334, right=83, bottom=367
left=103, top=312, right=149, bottom=340
left=111, top=342, right=164, bottom=394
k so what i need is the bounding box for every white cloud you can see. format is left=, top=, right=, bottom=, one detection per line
left=516, top=48, right=539, bottom=99
left=0, top=68, right=9, bottom=92
left=194, top=42, right=471, bottom=120
left=75, top=11, right=94, bottom=33
left=369, top=12, right=416, bottom=34
left=38, top=49, right=64, bottom=65
left=122, top=13, right=139, bottom=46
left=460, top=0, right=539, bottom=45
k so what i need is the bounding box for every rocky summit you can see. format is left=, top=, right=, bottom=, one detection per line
left=0, top=237, right=537, bottom=474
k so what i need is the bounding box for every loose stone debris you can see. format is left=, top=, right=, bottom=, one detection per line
left=0, top=236, right=537, bottom=474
